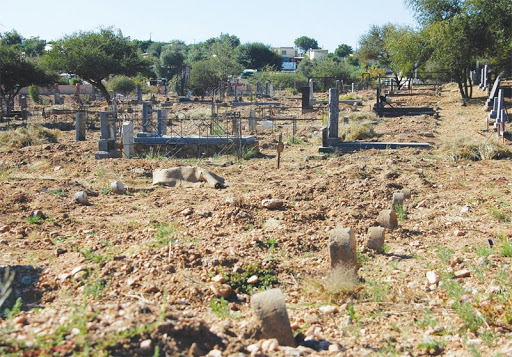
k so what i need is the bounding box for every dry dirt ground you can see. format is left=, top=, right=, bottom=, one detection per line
left=1, top=84, right=512, bottom=356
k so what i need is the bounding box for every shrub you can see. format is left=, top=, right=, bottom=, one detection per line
left=440, top=137, right=512, bottom=161
left=341, top=121, right=378, bottom=141
left=70, top=78, right=83, bottom=85
left=0, top=125, right=59, bottom=150
left=28, top=85, right=40, bottom=104
left=108, top=76, right=136, bottom=96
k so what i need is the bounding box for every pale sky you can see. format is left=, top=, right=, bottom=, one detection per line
left=0, top=0, right=417, bottom=52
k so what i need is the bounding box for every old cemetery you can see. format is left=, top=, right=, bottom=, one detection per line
left=2, top=70, right=512, bottom=356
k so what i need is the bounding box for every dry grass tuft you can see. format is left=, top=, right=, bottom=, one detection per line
left=341, top=121, right=378, bottom=141
left=440, top=137, right=512, bottom=161
left=348, top=111, right=378, bottom=122
left=304, top=265, right=360, bottom=303
left=0, top=125, right=59, bottom=150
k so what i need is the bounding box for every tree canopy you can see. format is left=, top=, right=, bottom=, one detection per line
left=42, top=28, right=148, bottom=103
left=0, top=44, right=54, bottom=113
left=334, top=44, right=353, bottom=58
left=294, top=36, right=319, bottom=54
left=235, top=43, right=282, bottom=71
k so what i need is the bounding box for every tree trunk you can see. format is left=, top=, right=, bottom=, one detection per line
left=456, top=76, right=465, bottom=99
left=468, top=75, right=473, bottom=98
left=89, top=79, right=111, bottom=104
left=463, top=68, right=469, bottom=98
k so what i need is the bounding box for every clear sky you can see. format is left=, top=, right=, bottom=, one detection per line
left=0, top=0, right=417, bottom=52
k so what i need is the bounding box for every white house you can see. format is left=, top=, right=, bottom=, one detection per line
left=306, top=49, right=328, bottom=60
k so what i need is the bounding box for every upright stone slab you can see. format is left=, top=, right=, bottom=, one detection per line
left=351, top=83, right=355, bottom=93
left=233, top=80, right=239, bottom=103
left=249, top=109, right=257, bottom=131
left=142, top=102, right=153, bottom=133
left=251, top=289, right=296, bottom=347
left=157, top=109, right=167, bottom=136
left=484, top=76, right=501, bottom=111
left=95, top=111, right=121, bottom=159
left=75, top=111, right=86, bottom=141
left=401, top=188, right=412, bottom=199
left=329, top=227, right=357, bottom=268
left=377, top=210, right=398, bottom=230
left=367, top=227, right=385, bottom=252
left=269, top=84, right=274, bottom=98
left=19, top=95, right=27, bottom=109
left=328, top=88, right=339, bottom=142
left=137, top=84, right=142, bottom=101
left=122, top=121, right=134, bottom=159
left=309, top=78, right=314, bottom=102
left=301, top=87, right=311, bottom=110
left=392, top=192, right=405, bottom=207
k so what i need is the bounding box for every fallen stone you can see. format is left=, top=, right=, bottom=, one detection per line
left=454, top=269, right=471, bottom=278
left=71, top=266, right=88, bottom=277
left=153, top=166, right=226, bottom=189
left=140, top=339, right=153, bottom=355
left=247, top=275, right=259, bottom=284
left=30, top=210, right=44, bottom=218
left=110, top=180, right=125, bottom=194
left=0, top=225, right=9, bottom=233
left=319, top=305, right=339, bottom=314
left=261, top=338, right=280, bottom=353
left=251, top=288, right=296, bottom=347
left=377, top=210, right=398, bottom=230
left=426, top=271, right=440, bottom=285
left=367, top=227, right=385, bottom=252
left=210, top=283, right=232, bottom=298
left=329, top=226, right=357, bottom=268
left=454, top=229, right=465, bottom=237
left=74, top=191, right=88, bottom=205
left=262, top=199, right=285, bottom=209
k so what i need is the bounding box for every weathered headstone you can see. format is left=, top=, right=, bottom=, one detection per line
left=249, top=109, right=257, bottom=131
left=484, top=75, right=501, bottom=111
left=157, top=109, right=167, bottom=136
left=75, top=111, right=86, bottom=141
left=328, top=88, right=339, bottom=141
left=95, top=112, right=121, bottom=159
left=377, top=210, right=398, bottom=230
left=309, top=78, right=314, bottom=103
left=392, top=192, right=405, bottom=207
left=367, top=227, right=385, bottom=252
left=122, top=121, right=134, bottom=159
left=329, top=226, right=357, bottom=268
left=269, top=84, right=274, bottom=98
left=301, top=87, right=311, bottom=111
left=136, top=84, right=142, bottom=101
left=142, top=102, right=153, bottom=133
left=401, top=188, right=412, bottom=199
left=251, top=289, right=296, bottom=347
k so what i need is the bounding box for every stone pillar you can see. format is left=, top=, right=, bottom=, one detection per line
left=301, top=87, right=311, bottom=111
left=248, top=109, right=257, bottom=131
left=309, top=78, right=314, bottom=102
left=328, top=88, right=339, bottom=141
left=351, top=83, right=355, bottom=93
left=19, top=95, right=27, bottom=109
left=367, top=227, right=385, bottom=252
left=95, top=111, right=121, bottom=159
left=75, top=111, right=86, bottom=141
left=329, top=227, right=357, bottom=268
left=377, top=210, right=398, bottom=230
left=122, top=121, right=134, bottom=159
left=137, top=84, right=142, bottom=101
left=142, top=102, right=152, bottom=133
left=157, top=109, right=167, bottom=136
left=269, top=83, right=274, bottom=98
left=251, top=289, right=296, bottom=347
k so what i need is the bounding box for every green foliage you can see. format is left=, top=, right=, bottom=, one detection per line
left=42, top=28, right=148, bottom=103
left=210, top=297, right=231, bottom=318
left=108, top=75, right=136, bottom=96
left=297, top=57, right=359, bottom=87
left=393, top=203, right=407, bottom=221
left=418, top=338, right=445, bottom=353
left=28, top=85, right=41, bottom=104
left=436, top=246, right=454, bottom=265
left=294, top=36, right=319, bottom=54
left=489, top=207, right=511, bottom=223
left=236, top=43, right=282, bottom=71
left=241, top=146, right=258, bottom=160
left=334, top=43, right=353, bottom=58
left=26, top=216, right=42, bottom=224
left=218, top=263, right=277, bottom=294
left=3, top=297, right=22, bottom=320
left=148, top=222, right=178, bottom=249
left=155, top=43, right=184, bottom=79
left=498, top=235, right=512, bottom=257
left=341, top=121, right=378, bottom=141
left=70, top=78, right=83, bottom=85
left=287, top=136, right=302, bottom=145
left=253, top=70, right=307, bottom=90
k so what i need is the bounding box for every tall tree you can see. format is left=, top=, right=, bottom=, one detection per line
left=42, top=28, right=148, bottom=103
left=294, top=36, right=319, bottom=54
left=0, top=44, right=54, bottom=113
left=334, top=44, right=353, bottom=58
left=155, top=44, right=185, bottom=79
left=236, top=43, right=282, bottom=70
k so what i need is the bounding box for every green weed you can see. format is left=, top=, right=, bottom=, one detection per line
left=436, top=246, right=454, bottom=265
left=210, top=297, right=231, bottom=319
left=148, top=222, right=178, bottom=250
left=287, top=136, right=302, bottom=145
left=393, top=203, right=406, bottom=221
left=218, top=263, right=277, bottom=294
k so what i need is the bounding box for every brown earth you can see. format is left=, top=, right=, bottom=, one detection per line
left=1, top=84, right=512, bottom=356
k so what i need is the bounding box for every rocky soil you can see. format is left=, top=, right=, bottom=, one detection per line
left=1, top=84, right=512, bottom=356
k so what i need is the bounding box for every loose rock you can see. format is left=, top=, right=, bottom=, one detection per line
left=262, top=199, right=284, bottom=209
left=74, top=191, right=88, bottom=205
left=110, top=180, right=125, bottom=194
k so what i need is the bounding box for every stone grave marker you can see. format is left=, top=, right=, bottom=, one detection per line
left=367, top=227, right=385, bottom=252
left=329, top=226, right=357, bottom=268
left=377, top=210, right=398, bottom=230
left=251, top=288, right=296, bottom=347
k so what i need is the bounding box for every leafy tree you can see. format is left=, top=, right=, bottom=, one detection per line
left=155, top=44, right=185, bottom=79
left=236, top=43, right=282, bottom=70
left=0, top=44, right=54, bottom=113
left=108, top=76, right=136, bottom=96
left=406, top=0, right=511, bottom=98
left=190, top=59, right=221, bottom=96
left=23, top=37, right=46, bottom=57
left=42, top=28, right=148, bottom=103
left=334, top=44, right=353, bottom=58
left=0, top=30, right=23, bottom=47
left=296, top=57, right=314, bottom=78
left=294, top=36, right=319, bottom=54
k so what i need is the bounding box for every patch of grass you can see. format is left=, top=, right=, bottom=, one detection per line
left=218, top=263, right=278, bottom=294
left=241, top=145, right=259, bottom=160
left=340, top=94, right=362, bottom=101
left=498, top=234, right=512, bottom=257
left=364, top=282, right=389, bottom=302
left=0, top=125, right=59, bottom=151
left=416, top=309, right=438, bottom=330
left=0, top=268, right=15, bottom=311
left=210, top=297, right=231, bottom=319
left=80, top=249, right=107, bottom=264
left=418, top=338, right=445, bottom=354
left=341, top=121, right=378, bottom=141
left=348, top=111, right=377, bottom=122
left=136, top=146, right=170, bottom=160
left=440, top=137, right=512, bottom=162
left=393, top=203, right=407, bottom=221
left=26, top=216, right=42, bottom=224
left=489, top=207, right=511, bottom=222
left=287, top=136, right=302, bottom=145
left=475, top=244, right=493, bottom=258
left=307, top=265, right=359, bottom=303
left=436, top=246, right=454, bottom=265
left=3, top=297, right=22, bottom=320
left=148, top=222, right=178, bottom=250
